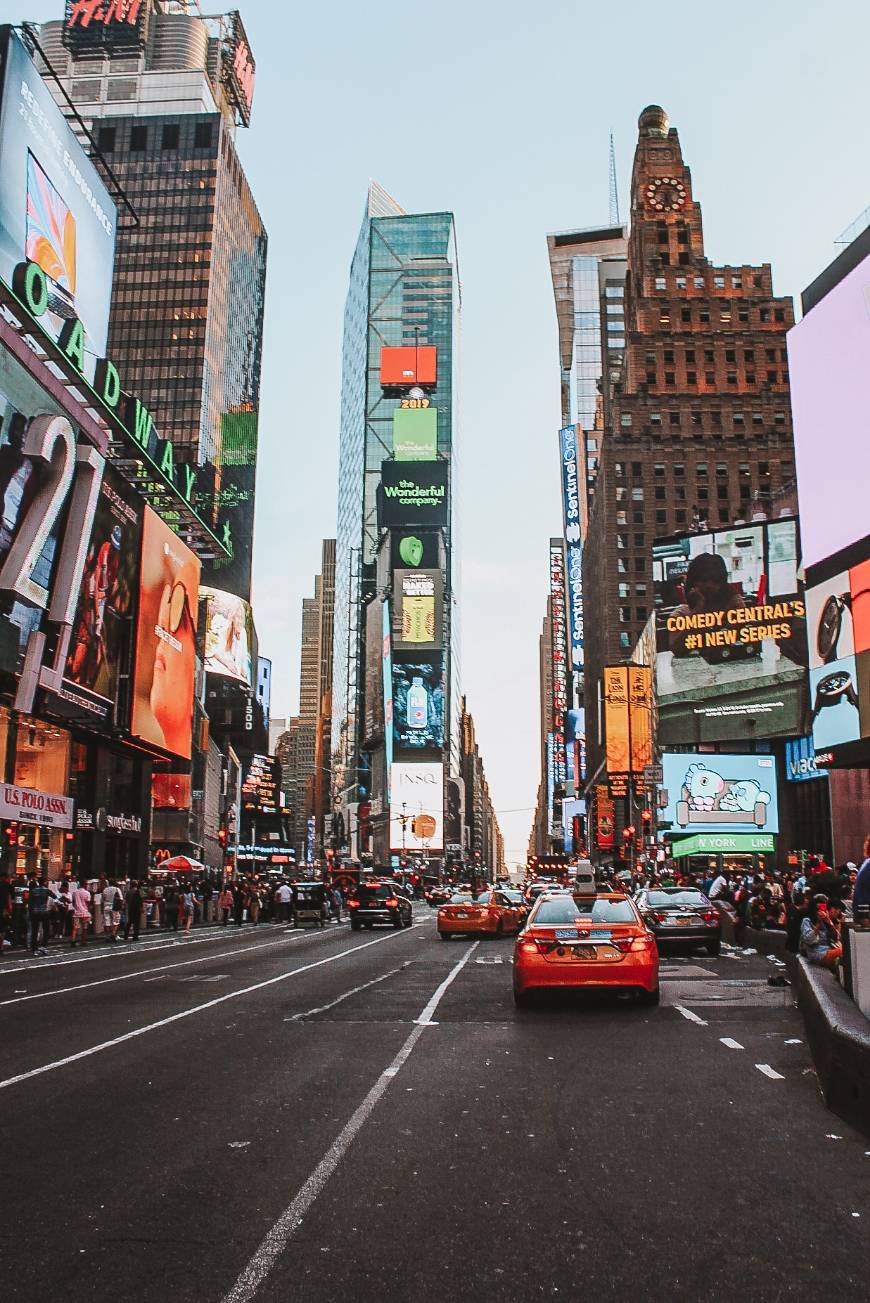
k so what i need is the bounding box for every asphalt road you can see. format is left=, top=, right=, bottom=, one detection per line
left=2, top=910, right=868, bottom=1302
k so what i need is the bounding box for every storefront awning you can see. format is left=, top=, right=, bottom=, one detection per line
left=670, top=833, right=775, bottom=858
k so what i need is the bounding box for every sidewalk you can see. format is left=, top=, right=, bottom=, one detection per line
left=0, top=917, right=287, bottom=960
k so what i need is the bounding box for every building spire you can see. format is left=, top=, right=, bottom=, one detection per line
left=608, top=132, right=620, bottom=226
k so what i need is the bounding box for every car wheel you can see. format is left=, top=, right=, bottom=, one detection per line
left=495, top=919, right=504, bottom=938
left=639, top=985, right=660, bottom=1007
left=403, top=912, right=412, bottom=928
left=350, top=920, right=361, bottom=931
left=392, top=916, right=402, bottom=929
left=706, top=939, right=721, bottom=957
left=440, top=932, right=451, bottom=941
left=365, top=922, right=373, bottom=929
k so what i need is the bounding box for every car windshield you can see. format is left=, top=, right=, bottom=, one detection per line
left=532, top=897, right=637, bottom=925
left=475, top=892, right=493, bottom=903
left=504, top=891, right=522, bottom=903
left=449, top=894, right=474, bottom=904
left=646, top=890, right=707, bottom=906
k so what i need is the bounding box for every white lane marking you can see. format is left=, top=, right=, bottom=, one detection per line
left=719, top=1037, right=744, bottom=1050
left=219, top=942, right=478, bottom=1303
left=785, top=1038, right=802, bottom=1045
left=755, top=1063, right=785, bottom=1080
left=0, top=929, right=418, bottom=1092
left=284, top=962, right=411, bottom=1021
left=0, top=928, right=338, bottom=1007
left=674, top=1005, right=708, bottom=1026
left=415, top=941, right=479, bottom=1025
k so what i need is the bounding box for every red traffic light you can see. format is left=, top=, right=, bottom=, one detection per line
left=641, top=809, right=652, bottom=825
left=623, top=826, right=635, bottom=839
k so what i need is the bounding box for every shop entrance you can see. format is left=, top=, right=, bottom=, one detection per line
left=104, top=837, right=137, bottom=880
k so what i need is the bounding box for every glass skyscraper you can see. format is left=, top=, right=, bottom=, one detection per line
left=332, top=184, right=461, bottom=840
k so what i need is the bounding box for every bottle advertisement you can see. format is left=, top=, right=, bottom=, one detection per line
left=392, top=655, right=444, bottom=751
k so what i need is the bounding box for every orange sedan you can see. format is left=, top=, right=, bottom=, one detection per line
left=438, top=890, right=524, bottom=940
left=512, top=891, right=659, bottom=1007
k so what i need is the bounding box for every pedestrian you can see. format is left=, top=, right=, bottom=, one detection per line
left=233, top=882, right=244, bottom=927
left=329, top=885, right=342, bottom=923
left=181, top=883, right=196, bottom=934
left=164, top=881, right=180, bottom=931
left=27, top=875, right=53, bottom=956
left=0, top=870, right=15, bottom=951
left=853, top=834, right=870, bottom=914
left=709, top=868, right=730, bottom=902
left=124, top=880, right=143, bottom=942
left=786, top=887, right=813, bottom=953
left=102, top=878, right=123, bottom=942
left=218, top=884, right=234, bottom=925
left=71, top=880, right=93, bottom=947
left=248, top=885, right=260, bottom=926
left=800, top=894, right=842, bottom=970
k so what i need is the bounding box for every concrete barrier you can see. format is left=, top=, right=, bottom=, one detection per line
left=793, top=957, right=870, bottom=1138
left=715, top=908, right=788, bottom=957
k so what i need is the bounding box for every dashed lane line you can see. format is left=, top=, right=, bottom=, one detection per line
left=720, top=1037, right=744, bottom=1050
left=0, top=927, right=421, bottom=1092
left=674, top=1004, right=708, bottom=1026
left=755, top=1063, right=785, bottom=1080
left=284, top=961, right=413, bottom=1021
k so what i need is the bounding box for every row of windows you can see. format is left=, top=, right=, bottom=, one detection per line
left=620, top=409, right=788, bottom=429
left=653, top=272, right=764, bottom=292
left=615, top=459, right=786, bottom=479
left=646, top=369, right=788, bottom=388
left=97, top=121, right=215, bottom=154
left=651, top=303, right=788, bottom=327
left=647, top=346, right=787, bottom=365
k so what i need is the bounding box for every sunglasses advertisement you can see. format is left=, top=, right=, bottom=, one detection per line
left=131, top=507, right=200, bottom=759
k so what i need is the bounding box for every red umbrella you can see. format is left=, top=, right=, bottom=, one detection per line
left=161, top=855, right=205, bottom=873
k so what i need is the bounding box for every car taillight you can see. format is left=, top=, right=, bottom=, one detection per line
left=385, top=897, right=398, bottom=907
left=348, top=899, right=360, bottom=909
left=518, top=940, right=538, bottom=954
left=649, top=911, right=667, bottom=923
left=700, top=910, right=717, bottom=924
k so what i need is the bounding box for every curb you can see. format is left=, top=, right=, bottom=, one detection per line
left=793, top=957, right=870, bottom=1138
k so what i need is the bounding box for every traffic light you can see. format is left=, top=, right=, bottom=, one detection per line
left=218, top=828, right=227, bottom=850
left=623, top=825, right=635, bottom=841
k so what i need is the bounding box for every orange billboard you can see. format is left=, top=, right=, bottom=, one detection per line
left=603, top=664, right=653, bottom=775
left=380, top=345, right=437, bottom=388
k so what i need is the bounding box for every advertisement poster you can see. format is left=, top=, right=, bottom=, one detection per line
left=603, top=665, right=652, bottom=775
left=202, top=586, right=253, bottom=687
left=0, top=28, right=117, bottom=365
left=63, top=463, right=142, bottom=718
left=390, top=530, right=441, bottom=571
left=380, top=345, right=437, bottom=388
left=784, top=736, right=827, bottom=783
left=393, top=406, right=437, bottom=461
left=131, top=507, right=200, bottom=759
left=393, top=569, right=443, bottom=649
left=595, top=784, right=615, bottom=850
left=392, top=655, right=444, bottom=752
left=382, top=598, right=393, bottom=780
left=559, top=426, right=585, bottom=671
left=200, top=404, right=259, bottom=599
left=363, top=597, right=384, bottom=746
left=379, top=460, right=448, bottom=528
left=806, top=548, right=870, bottom=756
left=389, top=761, right=444, bottom=852
left=652, top=518, right=806, bottom=742
left=660, top=753, right=779, bottom=836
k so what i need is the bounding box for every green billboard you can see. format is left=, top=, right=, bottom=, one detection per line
left=393, top=406, right=437, bottom=461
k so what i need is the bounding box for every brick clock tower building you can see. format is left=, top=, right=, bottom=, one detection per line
left=583, top=105, right=796, bottom=780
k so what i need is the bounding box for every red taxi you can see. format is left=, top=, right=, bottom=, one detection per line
left=512, top=891, right=659, bottom=1007
left=438, top=890, right=524, bottom=939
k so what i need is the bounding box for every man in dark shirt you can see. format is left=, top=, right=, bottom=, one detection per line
left=0, top=871, right=14, bottom=950
left=28, top=875, right=53, bottom=956
left=124, top=880, right=143, bottom=942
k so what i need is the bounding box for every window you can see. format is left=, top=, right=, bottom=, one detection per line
left=130, top=124, right=147, bottom=151
left=161, top=123, right=180, bottom=150
left=774, top=308, right=785, bottom=322
left=699, top=308, right=710, bottom=323
left=616, top=510, right=627, bottom=525
left=711, top=411, right=722, bottom=427
left=664, top=350, right=674, bottom=364
left=687, top=371, right=697, bottom=385
left=658, top=230, right=669, bottom=244
left=698, top=485, right=709, bottom=501
left=660, top=312, right=670, bottom=325
left=714, top=275, right=725, bottom=289
left=654, top=463, right=665, bottom=478
left=678, top=251, right=689, bottom=265
left=686, top=349, right=696, bottom=363
left=676, top=276, right=686, bottom=290
left=620, top=413, right=632, bottom=428
left=647, top=372, right=657, bottom=387
left=732, top=276, right=742, bottom=289
left=669, top=411, right=680, bottom=426
left=746, top=373, right=755, bottom=385
left=619, top=632, right=631, bottom=650
left=634, top=533, right=645, bottom=548
left=650, top=413, right=662, bottom=426
left=691, top=411, right=702, bottom=426
left=744, top=349, right=755, bottom=362
left=717, top=483, right=728, bottom=500
left=767, top=370, right=777, bottom=384
left=617, top=558, right=628, bottom=574
left=618, top=535, right=628, bottom=550
left=727, top=372, right=737, bottom=385
left=720, top=308, right=732, bottom=323
left=194, top=121, right=213, bottom=149
left=665, top=372, right=675, bottom=386
left=752, top=412, right=763, bottom=425
left=675, top=511, right=686, bottom=524
left=97, top=125, right=116, bottom=152
left=753, top=275, right=763, bottom=288
left=655, top=277, right=666, bottom=290
left=605, top=286, right=624, bottom=298
left=615, top=461, right=626, bottom=476
left=738, top=307, right=749, bottom=322
left=656, top=510, right=667, bottom=524
left=733, top=412, right=745, bottom=426
left=674, top=463, right=685, bottom=477
left=678, top=228, right=689, bottom=245
left=616, top=486, right=627, bottom=502
left=632, top=511, right=644, bottom=523
left=618, top=583, right=629, bottom=599
left=760, top=308, right=770, bottom=322
left=620, top=608, right=631, bottom=623
left=716, top=463, right=728, bottom=478
left=636, top=607, right=647, bottom=620
left=655, top=485, right=666, bottom=500
left=587, top=437, right=598, bottom=450
left=635, top=557, right=646, bottom=573
left=774, top=412, right=786, bottom=426
left=681, top=307, right=691, bottom=322
left=718, top=508, right=730, bottom=523
left=725, top=349, right=736, bottom=363
left=675, top=485, right=686, bottom=501
left=705, top=372, right=715, bottom=385
left=694, top=277, right=704, bottom=289
left=766, top=348, right=777, bottom=362
left=632, top=487, right=644, bottom=500
left=631, top=462, right=642, bottom=476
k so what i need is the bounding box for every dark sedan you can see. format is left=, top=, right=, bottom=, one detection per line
left=635, top=887, right=721, bottom=955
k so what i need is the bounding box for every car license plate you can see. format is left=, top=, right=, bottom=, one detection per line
left=455, top=911, right=468, bottom=918
left=555, top=929, right=578, bottom=940
left=676, top=917, right=694, bottom=926
left=571, top=946, right=597, bottom=961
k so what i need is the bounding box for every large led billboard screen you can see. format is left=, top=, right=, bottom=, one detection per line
left=392, top=654, right=445, bottom=752
left=0, top=27, right=117, bottom=365
left=805, top=538, right=870, bottom=762
left=131, top=507, right=200, bottom=759
left=393, top=569, right=443, bottom=650
left=379, top=461, right=448, bottom=528
left=603, top=665, right=653, bottom=775
left=393, top=406, right=437, bottom=461
left=660, top=753, right=779, bottom=837
left=787, top=244, right=870, bottom=569
left=380, top=345, right=437, bottom=388
left=652, top=518, right=806, bottom=743
left=389, top=761, right=443, bottom=852
left=201, top=587, right=253, bottom=687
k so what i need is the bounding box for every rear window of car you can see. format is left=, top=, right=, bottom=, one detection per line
left=646, top=890, right=706, bottom=906
left=475, top=892, right=493, bottom=903
left=504, top=891, right=522, bottom=903
left=449, top=893, right=474, bottom=904
left=359, top=885, right=394, bottom=901
left=533, top=898, right=637, bottom=925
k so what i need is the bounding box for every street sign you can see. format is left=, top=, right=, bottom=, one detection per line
left=643, top=764, right=663, bottom=787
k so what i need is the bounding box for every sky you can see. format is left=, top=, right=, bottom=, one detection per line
left=14, top=0, right=870, bottom=865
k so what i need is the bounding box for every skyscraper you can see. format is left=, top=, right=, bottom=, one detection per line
left=37, top=5, right=266, bottom=598
left=332, top=185, right=461, bottom=866
left=583, top=105, right=796, bottom=779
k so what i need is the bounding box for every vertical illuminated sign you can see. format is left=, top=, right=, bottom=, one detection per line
left=559, top=426, right=584, bottom=671
left=550, top=540, right=568, bottom=790
left=382, top=599, right=393, bottom=794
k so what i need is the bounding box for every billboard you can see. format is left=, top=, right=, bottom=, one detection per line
left=63, top=1, right=152, bottom=53
left=221, top=10, right=256, bottom=127
left=787, top=245, right=870, bottom=569
left=382, top=599, right=394, bottom=780
left=805, top=542, right=870, bottom=758
left=380, top=345, right=437, bottom=388
left=363, top=597, right=385, bottom=746
left=131, top=507, right=200, bottom=759
left=392, top=654, right=445, bottom=752
left=660, top=752, right=779, bottom=836
left=201, top=404, right=258, bottom=598
left=784, top=735, right=827, bottom=783
left=379, top=460, right=448, bottom=528
left=393, top=569, right=443, bottom=649
left=393, top=406, right=437, bottom=461
left=390, top=530, right=441, bottom=570
left=595, top=784, right=615, bottom=850
left=559, top=426, right=584, bottom=671
left=652, top=518, right=806, bottom=743
left=0, top=28, right=117, bottom=365
left=62, top=463, right=142, bottom=720
left=603, top=665, right=653, bottom=775
left=201, top=587, right=253, bottom=687
left=389, top=761, right=443, bottom=852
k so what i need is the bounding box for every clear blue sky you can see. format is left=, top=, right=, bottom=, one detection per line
left=16, top=1, right=870, bottom=864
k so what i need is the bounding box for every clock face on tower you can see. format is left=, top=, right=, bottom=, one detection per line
left=645, top=176, right=687, bottom=212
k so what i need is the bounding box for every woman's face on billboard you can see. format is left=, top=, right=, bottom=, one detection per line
left=150, top=573, right=196, bottom=754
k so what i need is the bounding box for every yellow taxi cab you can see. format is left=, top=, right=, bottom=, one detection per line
left=438, top=889, right=525, bottom=940
left=512, top=890, right=659, bottom=1007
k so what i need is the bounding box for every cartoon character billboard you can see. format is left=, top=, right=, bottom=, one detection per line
left=660, top=753, right=779, bottom=835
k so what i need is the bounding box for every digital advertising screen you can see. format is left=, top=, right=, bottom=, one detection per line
left=389, top=761, right=444, bottom=852
left=379, top=460, right=448, bottom=528
left=392, top=654, right=445, bottom=752
left=363, top=597, right=385, bottom=746
left=0, top=27, right=116, bottom=364
left=131, top=507, right=200, bottom=760
left=201, top=586, right=253, bottom=687
left=660, top=752, right=779, bottom=837
left=380, top=345, right=437, bottom=388
left=393, top=406, right=437, bottom=461
left=559, top=426, right=585, bottom=671
left=805, top=539, right=870, bottom=761
left=390, top=530, right=442, bottom=571
left=62, top=463, right=143, bottom=719
left=392, top=569, right=443, bottom=650
left=652, top=518, right=806, bottom=743
left=787, top=244, right=870, bottom=569
left=603, top=665, right=653, bottom=776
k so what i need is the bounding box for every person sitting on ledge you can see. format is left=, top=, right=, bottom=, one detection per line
left=800, top=894, right=842, bottom=971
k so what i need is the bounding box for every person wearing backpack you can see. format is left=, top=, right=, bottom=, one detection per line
left=27, top=875, right=53, bottom=956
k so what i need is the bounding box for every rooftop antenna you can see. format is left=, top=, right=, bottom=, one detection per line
left=608, top=132, right=620, bottom=226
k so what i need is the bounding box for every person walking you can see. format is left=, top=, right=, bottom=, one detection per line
left=233, top=882, right=244, bottom=927
left=102, top=879, right=123, bottom=942
left=164, top=882, right=180, bottom=932
left=71, top=881, right=92, bottom=947
left=124, top=880, right=143, bottom=942
left=248, top=885, right=260, bottom=927
left=0, top=870, right=13, bottom=952
left=218, top=884, right=234, bottom=925
left=27, top=875, right=53, bottom=956
left=181, top=884, right=196, bottom=934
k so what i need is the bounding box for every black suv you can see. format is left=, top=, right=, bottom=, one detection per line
left=349, top=880, right=413, bottom=930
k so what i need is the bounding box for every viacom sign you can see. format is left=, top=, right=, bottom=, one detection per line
left=559, top=427, right=584, bottom=671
